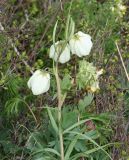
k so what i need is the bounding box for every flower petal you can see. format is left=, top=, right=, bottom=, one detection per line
left=59, top=44, right=71, bottom=63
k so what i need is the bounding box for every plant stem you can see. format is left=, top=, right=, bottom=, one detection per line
left=24, top=101, right=38, bottom=125
left=55, top=65, right=64, bottom=160
left=116, top=42, right=129, bottom=81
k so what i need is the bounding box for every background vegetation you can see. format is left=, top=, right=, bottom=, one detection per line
left=0, top=0, right=129, bottom=159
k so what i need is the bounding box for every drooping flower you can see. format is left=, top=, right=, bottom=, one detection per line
left=27, top=70, right=50, bottom=95
left=49, top=41, right=71, bottom=64
left=69, top=31, right=93, bottom=57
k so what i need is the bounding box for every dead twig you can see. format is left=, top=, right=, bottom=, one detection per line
left=116, top=42, right=129, bottom=81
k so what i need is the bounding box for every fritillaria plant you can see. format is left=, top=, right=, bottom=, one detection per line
left=27, top=15, right=103, bottom=160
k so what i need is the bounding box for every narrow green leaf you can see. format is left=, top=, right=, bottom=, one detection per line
left=70, top=143, right=116, bottom=160
left=67, top=131, right=113, bottom=160
left=64, top=134, right=81, bottom=160
left=65, top=14, right=70, bottom=40
left=47, top=107, right=58, bottom=134
left=69, top=17, right=75, bottom=40
left=63, top=119, right=90, bottom=134
left=53, top=20, right=58, bottom=45
left=32, top=148, right=60, bottom=157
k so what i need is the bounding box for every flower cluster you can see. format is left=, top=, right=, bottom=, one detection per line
left=27, top=31, right=94, bottom=95
left=27, top=29, right=102, bottom=95
left=49, top=31, right=93, bottom=63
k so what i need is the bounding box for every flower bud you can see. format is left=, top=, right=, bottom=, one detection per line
left=27, top=70, right=50, bottom=95
left=69, top=31, right=93, bottom=57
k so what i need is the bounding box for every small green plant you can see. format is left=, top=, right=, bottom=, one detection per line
left=0, top=0, right=127, bottom=159
left=26, top=11, right=113, bottom=160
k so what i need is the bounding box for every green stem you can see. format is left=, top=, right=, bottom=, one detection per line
left=55, top=65, right=64, bottom=160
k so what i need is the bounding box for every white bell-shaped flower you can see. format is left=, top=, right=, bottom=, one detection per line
left=27, top=70, right=50, bottom=95
left=69, top=31, right=93, bottom=57
left=49, top=41, right=71, bottom=64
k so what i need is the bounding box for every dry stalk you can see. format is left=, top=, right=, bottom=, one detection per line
left=116, top=42, right=129, bottom=81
